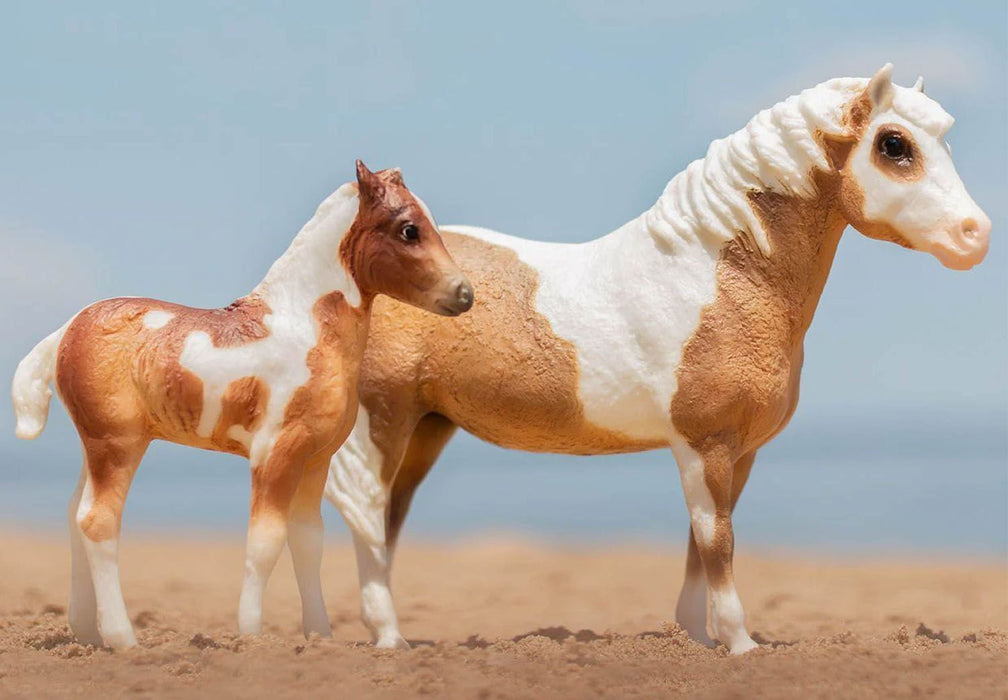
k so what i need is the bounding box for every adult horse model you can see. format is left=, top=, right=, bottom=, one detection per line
left=325, top=66, right=991, bottom=654
left=11, top=161, right=473, bottom=650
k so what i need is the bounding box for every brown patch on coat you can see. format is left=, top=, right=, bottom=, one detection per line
left=670, top=170, right=847, bottom=462
left=213, top=376, right=270, bottom=449
left=358, top=231, right=663, bottom=489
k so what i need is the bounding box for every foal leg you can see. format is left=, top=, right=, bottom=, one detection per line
left=67, top=462, right=100, bottom=646
left=674, top=451, right=755, bottom=645
left=287, top=454, right=332, bottom=638
left=672, top=441, right=757, bottom=654
left=75, top=436, right=148, bottom=650
left=238, top=435, right=309, bottom=636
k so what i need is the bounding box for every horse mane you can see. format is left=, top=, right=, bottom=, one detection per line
left=644, top=77, right=869, bottom=256
left=253, top=183, right=361, bottom=302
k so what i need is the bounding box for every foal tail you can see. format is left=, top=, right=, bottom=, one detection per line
left=12, top=321, right=70, bottom=439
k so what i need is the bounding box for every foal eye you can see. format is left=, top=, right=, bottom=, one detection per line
left=879, top=133, right=907, bottom=160
left=400, top=223, right=419, bottom=242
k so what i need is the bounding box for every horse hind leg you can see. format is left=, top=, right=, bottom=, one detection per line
left=674, top=450, right=755, bottom=647
left=67, top=462, right=100, bottom=646
left=74, top=435, right=148, bottom=650
left=287, top=454, right=333, bottom=638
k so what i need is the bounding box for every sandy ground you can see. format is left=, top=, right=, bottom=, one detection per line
left=0, top=532, right=1005, bottom=699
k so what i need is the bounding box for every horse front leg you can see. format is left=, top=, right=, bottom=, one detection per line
left=238, top=431, right=309, bottom=636
left=672, top=441, right=757, bottom=654
left=674, top=450, right=755, bottom=646
left=287, top=453, right=333, bottom=638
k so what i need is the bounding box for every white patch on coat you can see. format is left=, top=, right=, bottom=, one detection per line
left=142, top=310, right=174, bottom=329
left=180, top=185, right=364, bottom=465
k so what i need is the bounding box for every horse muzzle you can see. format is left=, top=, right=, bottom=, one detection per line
left=928, top=214, right=991, bottom=271
left=433, top=278, right=474, bottom=316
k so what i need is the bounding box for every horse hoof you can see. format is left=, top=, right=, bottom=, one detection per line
left=102, top=628, right=138, bottom=651
left=727, top=635, right=759, bottom=655
left=375, top=633, right=410, bottom=650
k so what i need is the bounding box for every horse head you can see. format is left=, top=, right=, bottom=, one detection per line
left=343, top=160, right=473, bottom=315
left=826, top=64, right=991, bottom=270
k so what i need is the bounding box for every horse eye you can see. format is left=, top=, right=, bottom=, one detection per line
left=400, top=223, right=419, bottom=242
left=880, top=134, right=907, bottom=160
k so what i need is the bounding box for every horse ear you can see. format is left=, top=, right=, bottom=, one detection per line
left=867, top=63, right=894, bottom=111
left=912, top=75, right=925, bottom=93
left=356, top=159, right=381, bottom=199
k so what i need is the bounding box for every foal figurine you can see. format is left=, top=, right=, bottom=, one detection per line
left=11, top=160, right=473, bottom=650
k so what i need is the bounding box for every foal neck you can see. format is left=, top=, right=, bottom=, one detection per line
left=251, top=184, right=367, bottom=315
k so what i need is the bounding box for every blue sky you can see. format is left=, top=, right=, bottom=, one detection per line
left=0, top=2, right=1004, bottom=545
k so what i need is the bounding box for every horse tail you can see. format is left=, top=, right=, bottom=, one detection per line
left=12, top=320, right=70, bottom=439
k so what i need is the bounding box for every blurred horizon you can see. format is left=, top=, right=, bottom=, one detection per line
left=0, top=2, right=1004, bottom=554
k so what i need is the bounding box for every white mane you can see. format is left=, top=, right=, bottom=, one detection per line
left=644, top=77, right=870, bottom=255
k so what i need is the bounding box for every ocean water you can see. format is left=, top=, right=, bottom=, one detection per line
left=1, top=406, right=1004, bottom=558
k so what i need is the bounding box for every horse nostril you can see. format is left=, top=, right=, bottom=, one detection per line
left=961, top=218, right=979, bottom=239
left=455, top=281, right=473, bottom=310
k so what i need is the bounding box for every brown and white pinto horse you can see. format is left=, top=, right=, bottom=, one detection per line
left=325, top=67, right=991, bottom=653
left=11, top=161, right=473, bottom=650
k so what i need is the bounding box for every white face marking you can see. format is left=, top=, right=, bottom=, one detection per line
left=849, top=85, right=990, bottom=268
left=142, top=310, right=174, bottom=329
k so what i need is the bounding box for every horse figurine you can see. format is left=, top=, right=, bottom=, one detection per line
left=324, top=66, right=991, bottom=653
left=11, top=161, right=474, bottom=650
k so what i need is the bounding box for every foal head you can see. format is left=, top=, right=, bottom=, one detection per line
left=342, top=160, right=473, bottom=315
left=828, top=64, right=991, bottom=270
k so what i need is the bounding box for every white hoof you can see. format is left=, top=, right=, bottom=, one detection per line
left=68, top=617, right=103, bottom=647
left=303, top=624, right=333, bottom=639
left=374, top=633, right=410, bottom=650
left=675, top=613, right=716, bottom=648
left=101, top=627, right=138, bottom=651
left=727, top=635, right=759, bottom=655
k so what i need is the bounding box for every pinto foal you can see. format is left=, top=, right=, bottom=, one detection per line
left=11, top=161, right=472, bottom=650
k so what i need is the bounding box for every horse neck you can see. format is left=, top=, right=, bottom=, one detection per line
left=721, top=170, right=848, bottom=340
left=596, top=169, right=847, bottom=343
left=251, top=186, right=367, bottom=317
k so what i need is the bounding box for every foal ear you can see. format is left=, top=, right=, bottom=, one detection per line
left=912, top=75, right=925, bottom=93
left=867, top=63, right=894, bottom=111
left=355, top=159, right=382, bottom=199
